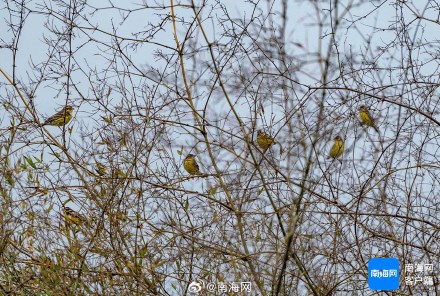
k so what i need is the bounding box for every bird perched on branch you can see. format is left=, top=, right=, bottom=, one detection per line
left=257, top=130, right=275, bottom=150
left=328, top=135, right=344, bottom=159
left=358, top=105, right=379, bottom=133
left=42, top=105, right=74, bottom=126
left=95, top=162, right=107, bottom=176
left=183, top=154, right=201, bottom=175
left=63, top=207, right=87, bottom=228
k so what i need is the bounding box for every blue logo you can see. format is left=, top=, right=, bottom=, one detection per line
left=368, top=258, right=400, bottom=290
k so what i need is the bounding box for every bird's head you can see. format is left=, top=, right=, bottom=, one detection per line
left=334, top=135, right=342, bottom=141
left=64, top=105, right=74, bottom=114
left=358, top=105, right=367, bottom=111
left=185, top=154, right=195, bottom=160
left=64, top=207, right=74, bottom=215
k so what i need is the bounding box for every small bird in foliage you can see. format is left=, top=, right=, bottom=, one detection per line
left=257, top=130, right=275, bottom=150
left=63, top=207, right=86, bottom=227
left=95, top=162, right=107, bottom=176
left=183, top=154, right=201, bottom=175
left=358, top=105, right=379, bottom=133
left=42, top=105, right=74, bottom=126
left=328, top=135, right=344, bottom=159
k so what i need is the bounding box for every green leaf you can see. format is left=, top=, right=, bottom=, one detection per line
left=101, top=116, right=112, bottom=124
left=6, top=169, right=14, bottom=187
left=140, top=247, right=148, bottom=257
left=25, top=157, right=37, bottom=169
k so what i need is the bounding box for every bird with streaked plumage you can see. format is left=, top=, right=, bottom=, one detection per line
left=63, top=207, right=86, bottom=227
left=42, top=105, right=74, bottom=126
left=257, top=130, right=275, bottom=150
left=358, top=105, right=379, bottom=133
left=183, top=154, right=201, bottom=175
left=328, top=135, right=344, bottom=159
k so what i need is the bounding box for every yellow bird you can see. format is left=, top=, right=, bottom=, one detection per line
left=63, top=207, right=86, bottom=227
left=328, top=135, right=344, bottom=159
left=95, top=162, right=107, bottom=176
left=183, top=154, right=201, bottom=175
left=358, top=105, right=379, bottom=133
left=257, top=130, right=275, bottom=150
left=43, top=105, right=74, bottom=126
